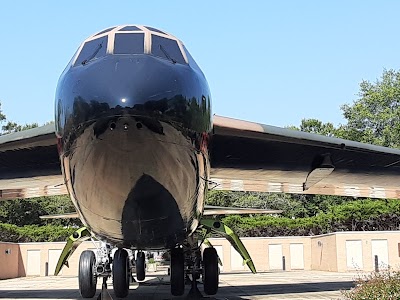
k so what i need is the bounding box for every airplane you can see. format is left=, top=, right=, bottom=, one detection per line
left=1, top=24, right=400, bottom=298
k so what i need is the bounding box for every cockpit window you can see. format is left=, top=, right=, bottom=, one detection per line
left=75, top=36, right=108, bottom=66
left=95, top=27, right=115, bottom=36
left=151, top=35, right=185, bottom=64
left=182, top=45, right=200, bottom=71
left=120, top=26, right=141, bottom=31
left=145, top=26, right=165, bottom=34
left=114, top=33, right=144, bottom=54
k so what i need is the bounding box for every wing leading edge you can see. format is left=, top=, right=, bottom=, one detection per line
left=210, top=115, right=400, bottom=199
left=0, top=125, right=65, bottom=200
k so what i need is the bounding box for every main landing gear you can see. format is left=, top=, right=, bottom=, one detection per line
left=136, top=251, right=146, bottom=281
left=169, top=245, right=220, bottom=297
left=170, top=248, right=185, bottom=296
left=79, top=250, right=97, bottom=298
left=112, top=249, right=130, bottom=298
left=78, top=243, right=138, bottom=299
left=203, top=247, right=219, bottom=295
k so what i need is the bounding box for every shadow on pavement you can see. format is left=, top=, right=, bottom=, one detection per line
left=217, top=281, right=354, bottom=296
left=0, top=289, right=80, bottom=299
left=0, top=280, right=354, bottom=299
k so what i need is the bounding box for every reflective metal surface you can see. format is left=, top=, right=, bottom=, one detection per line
left=55, top=30, right=212, bottom=249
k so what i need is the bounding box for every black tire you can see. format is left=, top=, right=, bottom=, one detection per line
left=203, top=247, right=219, bottom=295
left=170, top=248, right=185, bottom=296
left=136, top=251, right=146, bottom=281
left=113, top=248, right=130, bottom=298
left=79, top=250, right=97, bottom=298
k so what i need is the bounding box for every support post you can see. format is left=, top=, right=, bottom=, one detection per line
left=282, top=256, right=286, bottom=271
left=374, top=255, right=379, bottom=272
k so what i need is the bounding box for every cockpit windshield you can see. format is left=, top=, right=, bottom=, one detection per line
left=114, top=33, right=144, bottom=54
left=74, top=36, right=108, bottom=66
left=73, top=25, right=190, bottom=66
left=151, top=35, right=185, bottom=64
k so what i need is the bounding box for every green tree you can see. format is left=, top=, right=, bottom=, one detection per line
left=340, top=69, right=400, bottom=148
left=2, top=121, right=20, bottom=133
left=288, top=118, right=341, bottom=137
left=20, top=123, right=39, bottom=130
left=0, top=199, right=45, bottom=226
left=1, top=121, right=38, bottom=134
left=207, top=191, right=310, bottom=218
left=206, top=190, right=235, bottom=207
left=0, top=102, right=6, bottom=124
left=0, top=196, right=80, bottom=227
left=290, top=69, right=400, bottom=148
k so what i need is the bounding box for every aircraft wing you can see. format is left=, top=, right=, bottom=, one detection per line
left=2, top=115, right=400, bottom=201
left=210, top=115, right=400, bottom=199
left=0, top=124, right=66, bottom=200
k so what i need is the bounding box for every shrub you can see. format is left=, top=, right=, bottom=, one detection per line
left=221, top=199, right=400, bottom=237
left=148, top=258, right=156, bottom=264
left=341, top=268, right=400, bottom=300
left=0, top=223, right=75, bottom=242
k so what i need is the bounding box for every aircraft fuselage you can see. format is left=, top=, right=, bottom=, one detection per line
left=55, top=26, right=212, bottom=249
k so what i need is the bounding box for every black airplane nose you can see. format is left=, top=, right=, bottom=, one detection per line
left=75, top=55, right=186, bottom=107
left=55, top=25, right=213, bottom=249
left=56, top=54, right=211, bottom=139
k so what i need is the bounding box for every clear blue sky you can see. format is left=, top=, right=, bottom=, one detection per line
left=1, top=1, right=399, bottom=127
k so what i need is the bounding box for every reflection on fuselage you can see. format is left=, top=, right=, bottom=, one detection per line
left=55, top=36, right=212, bottom=249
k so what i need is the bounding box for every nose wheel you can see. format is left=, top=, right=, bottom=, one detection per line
left=112, top=248, right=130, bottom=298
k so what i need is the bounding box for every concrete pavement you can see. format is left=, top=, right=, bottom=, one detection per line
left=0, top=270, right=356, bottom=300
